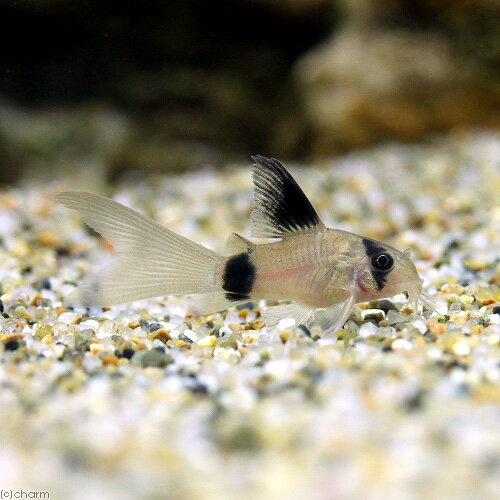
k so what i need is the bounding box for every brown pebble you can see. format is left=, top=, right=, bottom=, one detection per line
left=1, top=333, right=24, bottom=341
left=447, top=283, right=464, bottom=295
left=112, top=336, right=133, bottom=350
left=90, top=343, right=103, bottom=354
left=238, top=346, right=248, bottom=357
left=426, top=319, right=447, bottom=335
left=482, top=298, right=496, bottom=305
left=219, top=335, right=238, bottom=349
left=415, top=337, right=426, bottom=347
left=450, top=311, right=471, bottom=326
left=67, top=242, right=87, bottom=254
left=399, top=303, right=414, bottom=314
left=279, top=330, right=291, bottom=343
left=151, top=328, right=172, bottom=343
left=30, top=293, right=43, bottom=306
left=34, top=325, right=53, bottom=339
left=245, top=320, right=264, bottom=330
left=0, top=194, right=16, bottom=210
left=128, top=320, right=141, bottom=329
left=37, top=231, right=60, bottom=247
left=464, top=259, right=488, bottom=271
left=101, top=354, right=119, bottom=366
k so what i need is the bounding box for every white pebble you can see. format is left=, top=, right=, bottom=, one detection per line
left=487, top=333, right=499, bottom=346
left=427, top=348, right=443, bottom=361
left=79, top=319, right=100, bottom=331
left=168, top=329, right=180, bottom=339
left=277, top=317, right=296, bottom=329
left=58, top=312, right=81, bottom=324
left=392, top=293, right=408, bottom=303
left=218, top=326, right=232, bottom=336
left=412, top=319, right=428, bottom=334
left=452, top=341, right=470, bottom=356
left=182, top=329, right=197, bottom=342
left=265, top=359, right=292, bottom=378
left=225, top=311, right=240, bottom=324
left=359, top=322, right=378, bottom=338
left=317, top=338, right=336, bottom=346
left=391, top=338, right=413, bottom=351
left=487, top=314, right=499, bottom=325
left=161, top=376, right=183, bottom=393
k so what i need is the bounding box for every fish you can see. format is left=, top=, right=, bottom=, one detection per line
left=56, top=155, right=432, bottom=334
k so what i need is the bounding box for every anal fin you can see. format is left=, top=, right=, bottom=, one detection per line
left=185, top=292, right=249, bottom=316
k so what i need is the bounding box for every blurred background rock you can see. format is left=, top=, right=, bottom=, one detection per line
left=0, top=0, right=498, bottom=184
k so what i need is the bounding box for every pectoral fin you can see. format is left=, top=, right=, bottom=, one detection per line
left=311, top=294, right=356, bottom=334
left=263, top=302, right=315, bottom=328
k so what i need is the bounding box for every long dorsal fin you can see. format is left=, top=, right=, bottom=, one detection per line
left=250, top=155, right=325, bottom=238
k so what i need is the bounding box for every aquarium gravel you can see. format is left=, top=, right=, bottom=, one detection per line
left=0, top=132, right=499, bottom=500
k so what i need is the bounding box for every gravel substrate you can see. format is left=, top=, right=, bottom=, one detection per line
left=0, top=132, right=499, bottom=500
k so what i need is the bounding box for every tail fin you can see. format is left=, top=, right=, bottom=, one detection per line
left=56, top=192, right=223, bottom=307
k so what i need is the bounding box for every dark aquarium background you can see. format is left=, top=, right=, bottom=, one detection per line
left=0, top=0, right=498, bottom=183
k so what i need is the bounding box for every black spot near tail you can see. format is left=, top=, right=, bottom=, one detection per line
left=222, top=252, right=256, bottom=301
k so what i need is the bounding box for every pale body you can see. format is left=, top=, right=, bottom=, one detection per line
left=57, top=156, right=425, bottom=333
left=226, top=230, right=391, bottom=307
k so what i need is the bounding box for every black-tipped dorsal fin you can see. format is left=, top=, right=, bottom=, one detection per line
left=250, top=155, right=325, bottom=238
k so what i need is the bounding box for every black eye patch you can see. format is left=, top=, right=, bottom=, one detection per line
left=372, top=252, right=393, bottom=271
left=362, top=239, right=395, bottom=291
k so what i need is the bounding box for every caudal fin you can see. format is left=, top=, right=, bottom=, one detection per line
left=56, top=192, right=223, bottom=307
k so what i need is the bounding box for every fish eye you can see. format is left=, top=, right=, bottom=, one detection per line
left=372, top=252, right=393, bottom=271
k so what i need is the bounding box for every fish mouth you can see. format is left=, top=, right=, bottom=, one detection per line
left=392, top=277, right=433, bottom=316
left=394, top=250, right=441, bottom=315
left=403, top=281, right=422, bottom=316
left=405, top=282, right=442, bottom=316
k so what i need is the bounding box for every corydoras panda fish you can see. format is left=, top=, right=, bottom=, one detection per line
left=57, top=156, right=429, bottom=334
